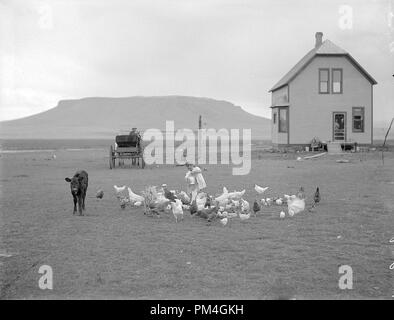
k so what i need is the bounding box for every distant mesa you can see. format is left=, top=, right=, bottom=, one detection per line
left=0, top=96, right=271, bottom=140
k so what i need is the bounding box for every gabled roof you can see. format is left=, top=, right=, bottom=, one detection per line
left=269, top=39, right=377, bottom=92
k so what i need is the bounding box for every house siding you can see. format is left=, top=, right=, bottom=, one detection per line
left=288, top=56, right=372, bottom=145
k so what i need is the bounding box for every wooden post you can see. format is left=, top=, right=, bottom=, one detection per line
left=382, top=117, right=394, bottom=165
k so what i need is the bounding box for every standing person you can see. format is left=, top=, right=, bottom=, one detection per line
left=185, top=163, right=206, bottom=202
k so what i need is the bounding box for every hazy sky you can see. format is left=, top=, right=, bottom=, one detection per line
left=0, top=0, right=393, bottom=125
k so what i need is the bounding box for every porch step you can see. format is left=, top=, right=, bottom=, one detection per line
left=327, top=142, right=343, bottom=154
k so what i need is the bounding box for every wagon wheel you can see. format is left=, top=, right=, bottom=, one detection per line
left=109, top=145, right=115, bottom=169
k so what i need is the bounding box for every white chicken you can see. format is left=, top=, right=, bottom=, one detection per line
left=227, top=212, right=238, bottom=218
left=217, top=211, right=228, bottom=218
left=266, top=198, right=273, bottom=206
left=240, top=199, right=250, bottom=212
left=284, top=194, right=297, bottom=201
left=260, top=198, right=267, bottom=206
left=239, top=212, right=251, bottom=221
left=231, top=200, right=240, bottom=207
left=220, top=217, right=228, bottom=226
left=215, top=187, right=230, bottom=205
left=228, top=189, right=246, bottom=200
left=127, top=187, right=145, bottom=203
left=275, top=198, right=283, bottom=206
left=114, top=185, right=127, bottom=193
left=280, top=211, right=286, bottom=219
left=196, top=193, right=207, bottom=211
left=170, top=199, right=184, bottom=223
left=287, top=196, right=305, bottom=216
left=255, top=184, right=269, bottom=194
left=134, top=201, right=142, bottom=207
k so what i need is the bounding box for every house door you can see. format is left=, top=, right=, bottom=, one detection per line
left=333, top=112, right=346, bottom=141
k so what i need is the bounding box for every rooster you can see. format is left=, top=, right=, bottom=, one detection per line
left=253, top=200, right=261, bottom=216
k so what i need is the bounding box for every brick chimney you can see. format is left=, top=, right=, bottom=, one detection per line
left=315, top=32, right=323, bottom=48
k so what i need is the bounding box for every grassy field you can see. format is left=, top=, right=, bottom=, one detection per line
left=0, top=147, right=393, bottom=299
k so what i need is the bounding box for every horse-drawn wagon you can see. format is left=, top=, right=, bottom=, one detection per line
left=109, top=129, right=145, bottom=169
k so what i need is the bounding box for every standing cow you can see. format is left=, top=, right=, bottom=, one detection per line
left=65, top=170, right=88, bottom=215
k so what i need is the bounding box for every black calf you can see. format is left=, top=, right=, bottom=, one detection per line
left=65, top=170, right=88, bottom=215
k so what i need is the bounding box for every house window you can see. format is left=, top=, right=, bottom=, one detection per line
left=332, top=69, right=343, bottom=93
left=352, top=107, right=364, bottom=132
left=319, top=69, right=330, bottom=94
left=278, top=108, right=288, bottom=133
left=273, top=112, right=277, bottom=124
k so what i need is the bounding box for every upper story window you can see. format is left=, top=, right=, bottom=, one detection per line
left=319, top=69, right=330, bottom=94
left=332, top=69, right=343, bottom=93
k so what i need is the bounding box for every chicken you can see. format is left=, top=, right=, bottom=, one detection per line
left=284, top=194, right=296, bottom=201
left=314, top=187, right=320, bottom=204
left=275, top=198, right=283, bottom=206
left=205, top=195, right=213, bottom=208
left=266, top=198, right=273, bottom=206
left=297, top=187, right=305, bottom=199
left=215, top=187, right=229, bottom=205
left=228, top=189, right=246, bottom=200
left=134, top=201, right=142, bottom=207
left=178, top=191, right=190, bottom=205
left=217, top=211, right=227, bottom=218
left=231, top=200, right=240, bottom=207
left=220, top=217, right=228, bottom=226
left=240, top=199, right=250, bottom=212
left=253, top=200, right=261, bottom=215
left=239, top=212, right=251, bottom=221
left=162, top=184, right=177, bottom=202
left=260, top=198, right=267, bottom=206
left=227, top=212, right=238, bottom=218
left=255, top=184, right=269, bottom=194
left=309, top=187, right=321, bottom=212
left=189, top=200, right=198, bottom=215
left=127, top=187, right=145, bottom=203
left=196, top=206, right=218, bottom=221
left=96, top=189, right=104, bottom=199
left=114, top=185, right=127, bottom=193
left=280, top=211, right=286, bottom=219
left=170, top=199, right=184, bottom=223
left=287, top=196, right=305, bottom=216
left=196, top=193, right=207, bottom=211
left=120, top=197, right=129, bottom=209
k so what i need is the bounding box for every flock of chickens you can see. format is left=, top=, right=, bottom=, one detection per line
left=101, top=183, right=321, bottom=226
